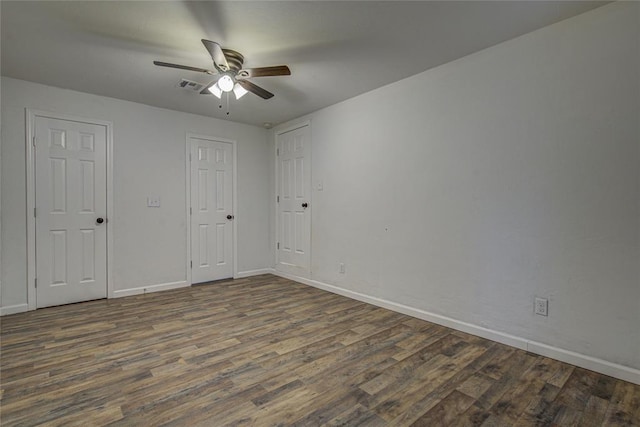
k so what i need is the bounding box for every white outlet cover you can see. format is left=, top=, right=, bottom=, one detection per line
left=534, top=297, right=548, bottom=316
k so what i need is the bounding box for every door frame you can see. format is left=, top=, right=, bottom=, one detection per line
left=25, top=109, right=114, bottom=311
left=274, top=120, right=312, bottom=277
left=185, top=133, right=238, bottom=284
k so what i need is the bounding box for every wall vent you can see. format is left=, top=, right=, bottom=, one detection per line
left=176, top=79, right=204, bottom=92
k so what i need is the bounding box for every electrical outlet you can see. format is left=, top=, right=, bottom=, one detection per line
left=339, top=263, right=345, bottom=274
left=534, top=297, right=548, bottom=316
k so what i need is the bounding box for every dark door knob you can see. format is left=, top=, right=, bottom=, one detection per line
left=302, top=202, right=308, bottom=208
left=226, top=215, right=234, bottom=220
left=96, top=217, right=104, bottom=224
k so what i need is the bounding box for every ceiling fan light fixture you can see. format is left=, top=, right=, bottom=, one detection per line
left=208, top=83, right=223, bottom=98
left=218, top=74, right=235, bottom=92
left=155, top=40, right=288, bottom=101
left=233, top=83, right=248, bottom=99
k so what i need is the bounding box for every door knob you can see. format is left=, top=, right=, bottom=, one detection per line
left=226, top=214, right=234, bottom=220
left=96, top=217, right=104, bottom=224
left=302, top=202, right=308, bottom=208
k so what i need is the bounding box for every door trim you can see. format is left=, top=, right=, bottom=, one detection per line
left=25, top=109, right=114, bottom=311
left=274, top=120, right=312, bottom=277
left=185, top=133, right=238, bottom=284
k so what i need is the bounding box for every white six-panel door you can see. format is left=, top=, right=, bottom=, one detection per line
left=276, top=124, right=311, bottom=275
left=35, top=117, right=108, bottom=308
left=190, top=137, right=234, bottom=283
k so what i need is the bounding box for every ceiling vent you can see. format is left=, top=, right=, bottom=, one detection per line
left=176, top=79, right=204, bottom=92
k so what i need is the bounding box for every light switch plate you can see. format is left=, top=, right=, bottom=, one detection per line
left=147, top=196, right=161, bottom=207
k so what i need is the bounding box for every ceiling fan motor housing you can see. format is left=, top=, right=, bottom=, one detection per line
left=222, top=49, right=245, bottom=73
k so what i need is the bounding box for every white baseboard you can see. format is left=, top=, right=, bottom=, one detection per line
left=272, top=270, right=640, bottom=385
left=112, top=280, right=189, bottom=298
left=526, top=341, right=640, bottom=385
left=235, top=268, right=274, bottom=279
left=0, top=303, right=29, bottom=316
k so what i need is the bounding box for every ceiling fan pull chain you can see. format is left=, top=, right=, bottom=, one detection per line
left=226, top=92, right=230, bottom=116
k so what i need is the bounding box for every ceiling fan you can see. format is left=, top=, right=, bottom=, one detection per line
left=154, top=40, right=290, bottom=100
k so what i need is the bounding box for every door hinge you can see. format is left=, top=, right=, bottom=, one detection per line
left=277, top=242, right=280, bottom=249
left=35, top=278, right=38, bottom=288
left=276, top=148, right=279, bottom=156
left=190, top=207, right=192, bottom=215
left=34, top=207, right=37, bottom=217
left=32, top=136, right=37, bottom=147
left=190, top=261, right=193, bottom=268
left=277, top=195, right=279, bottom=203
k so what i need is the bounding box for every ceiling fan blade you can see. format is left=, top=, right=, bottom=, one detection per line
left=237, top=65, right=291, bottom=79
left=237, top=80, right=274, bottom=99
left=153, top=61, right=215, bottom=75
left=201, top=39, right=229, bottom=71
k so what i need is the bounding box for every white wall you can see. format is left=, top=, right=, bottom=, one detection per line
left=274, top=2, right=639, bottom=372
left=1, top=77, right=271, bottom=309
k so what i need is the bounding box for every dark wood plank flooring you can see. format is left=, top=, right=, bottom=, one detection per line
left=1, top=274, right=639, bottom=426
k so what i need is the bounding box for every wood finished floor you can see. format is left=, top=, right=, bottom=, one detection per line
left=1, top=275, right=639, bottom=426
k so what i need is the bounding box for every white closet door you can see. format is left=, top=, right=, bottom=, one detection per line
left=276, top=124, right=311, bottom=275
left=35, top=116, right=107, bottom=308
left=190, top=137, right=234, bottom=283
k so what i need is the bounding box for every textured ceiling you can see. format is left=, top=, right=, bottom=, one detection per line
left=1, top=1, right=607, bottom=127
